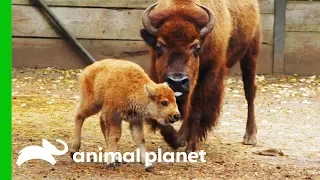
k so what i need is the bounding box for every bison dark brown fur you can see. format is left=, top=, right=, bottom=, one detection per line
left=141, top=0, right=261, bottom=152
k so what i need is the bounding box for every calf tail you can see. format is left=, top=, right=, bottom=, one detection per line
left=145, top=119, right=182, bottom=150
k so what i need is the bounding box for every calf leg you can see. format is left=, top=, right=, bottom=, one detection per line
left=130, top=118, right=153, bottom=171
left=240, top=33, right=260, bottom=145
left=100, top=115, right=109, bottom=145
left=70, top=100, right=100, bottom=157
left=101, top=110, right=122, bottom=168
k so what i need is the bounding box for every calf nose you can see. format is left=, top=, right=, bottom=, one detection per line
left=173, top=113, right=181, bottom=122
left=165, top=73, right=190, bottom=92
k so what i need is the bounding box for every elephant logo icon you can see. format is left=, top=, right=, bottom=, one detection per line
left=16, top=139, right=68, bottom=166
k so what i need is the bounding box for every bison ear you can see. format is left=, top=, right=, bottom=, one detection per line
left=144, top=84, right=156, bottom=99
left=140, top=29, right=157, bottom=48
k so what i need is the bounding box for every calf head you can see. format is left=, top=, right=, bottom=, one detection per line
left=144, top=83, right=180, bottom=124
left=140, top=3, right=215, bottom=101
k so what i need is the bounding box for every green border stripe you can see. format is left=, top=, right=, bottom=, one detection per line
left=0, top=0, right=12, bottom=179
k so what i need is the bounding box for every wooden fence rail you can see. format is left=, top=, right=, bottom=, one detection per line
left=11, top=0, right=320, bottom=75
left=285, top=1, right=320, bottom=75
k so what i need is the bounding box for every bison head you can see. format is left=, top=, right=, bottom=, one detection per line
left=140, top=3, right=215, bottom=101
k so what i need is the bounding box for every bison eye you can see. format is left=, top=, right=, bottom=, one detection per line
left=161, top=100, right=168, bottom=107
left=193, top=45, right=201, bottom=57
left=155, top=45, right=163, bottom=57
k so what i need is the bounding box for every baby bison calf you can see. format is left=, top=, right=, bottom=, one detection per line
left=70, top=59, right=181, bottom=171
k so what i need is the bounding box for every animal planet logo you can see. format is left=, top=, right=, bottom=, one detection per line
left=16, top=139, right=68, bottom=166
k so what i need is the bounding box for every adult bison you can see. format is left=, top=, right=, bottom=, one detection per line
left=141, top=0, right=261, bottom=152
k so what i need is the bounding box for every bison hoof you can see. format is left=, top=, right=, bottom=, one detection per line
left=145, top=166, right=154, bottom=172
left=186, top=149, right=200, bottom=155
left=186, top=142, right=200, bottom=154
left=179, top=140, right=186, bottom=147
left=177, top=137, right=186, bottom=147
left=243, top=134, right=257, bottom=145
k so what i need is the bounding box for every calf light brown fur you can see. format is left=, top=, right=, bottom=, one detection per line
left=70, top=59, right=180, bottom=170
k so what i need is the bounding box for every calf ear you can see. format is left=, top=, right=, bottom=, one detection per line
left=140, top=29, right=157, bottom=48
left=144, top=84, right=156, bottom=99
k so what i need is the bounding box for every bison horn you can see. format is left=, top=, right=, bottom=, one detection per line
left=142, top=3, right=159, bottom=36
left=196, top=3, right=215, bottom=37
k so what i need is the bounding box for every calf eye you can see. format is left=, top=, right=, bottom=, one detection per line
left=161, top=100, right=168, bottom=107
left=155, top=45, right=163, bottom=57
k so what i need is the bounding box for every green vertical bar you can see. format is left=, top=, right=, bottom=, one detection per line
left=0, top=0, right=12, bottom=179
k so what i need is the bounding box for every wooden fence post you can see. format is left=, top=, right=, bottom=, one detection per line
left=273, top=0, right=287, bottom=74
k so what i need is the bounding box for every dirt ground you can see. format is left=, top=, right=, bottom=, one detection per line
left=12, top=68, right=320, bottom=180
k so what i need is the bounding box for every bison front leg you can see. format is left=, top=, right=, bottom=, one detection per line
left=176, top=101, right=191, bottom=148
left=186, top=67, right=225, bottom=153
left=177, top=120, right=188, bottom=147
left=185, top=111, right=201, bottom=153
left=145, top=118, right=183, bottom=149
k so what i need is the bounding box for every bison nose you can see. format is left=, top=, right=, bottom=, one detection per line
left=173, top=113, right=181, bottom=122
left=165, top=73, right=190, bottom=94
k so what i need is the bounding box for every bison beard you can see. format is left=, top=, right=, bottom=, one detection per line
left=141, top=0, right=261, bottom=152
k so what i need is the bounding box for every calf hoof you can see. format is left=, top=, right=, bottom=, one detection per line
left=243, top=134, right=257, bottom=145
left=145, top=166, right=154, bottom=172
left=115, top=160, right=121, bottom=167
left=107, top=163, right=117, bottom=170
left=70, top=152, right=75, bottom=160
